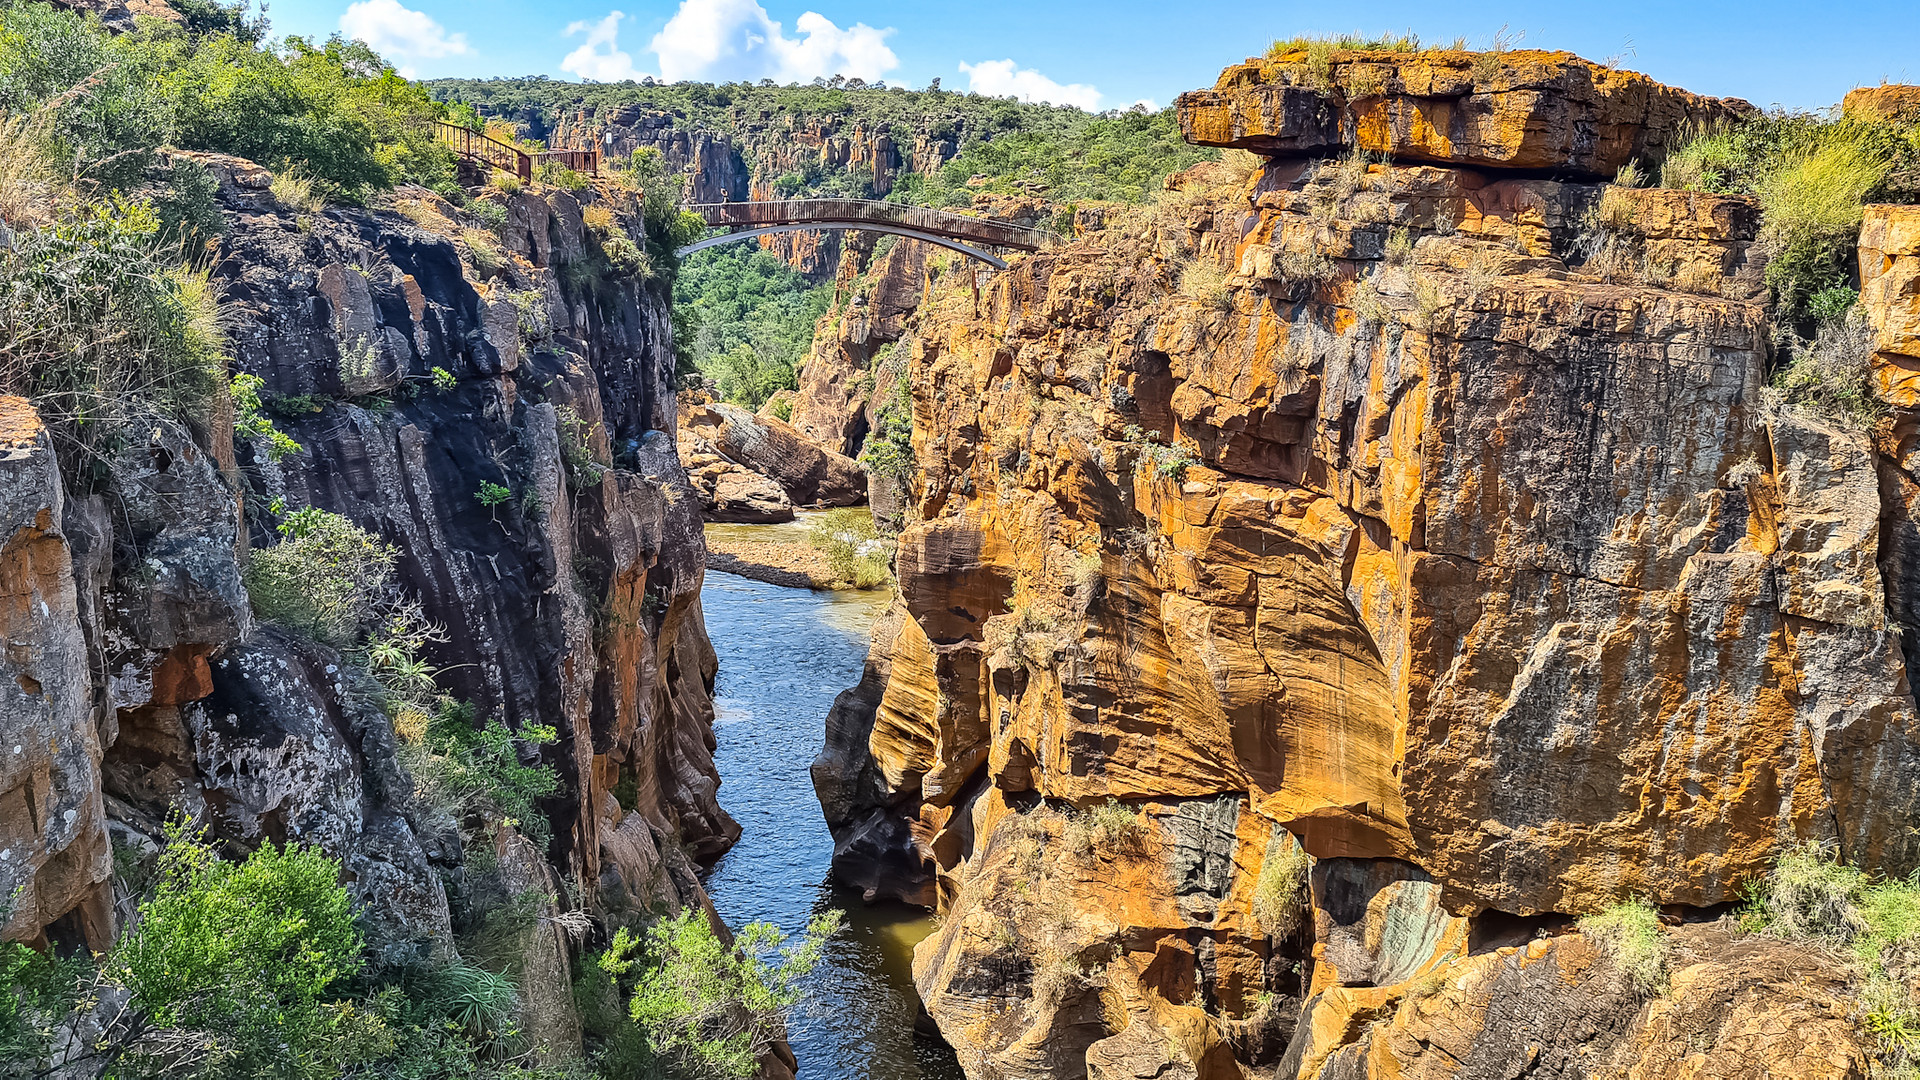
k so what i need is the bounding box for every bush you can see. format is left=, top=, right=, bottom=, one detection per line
left=1178, top=258, right=1233, bottom=311
left=1746, top=843, right=1920, bottom=1066
left=1577, top=899, right=1668, bottom=995
left=113, top=822, right=372, bottom=1078
left=1252, top=833, right=1311, bottom=939
left=1770, top=306, right=1883, bottom=430
left=0, top=199, right=225, bottom=479
left=406, top=704, right=561, bottom=848
left=599, top=908, right=843, bottom=1080
left=1062, top=799, right=1149, bottom=860
left=808, top=508, right=891, bottom=589
left=245, top=508, right=396, bottom=647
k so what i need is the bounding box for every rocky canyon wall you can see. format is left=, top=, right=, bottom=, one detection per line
left=0, top=150, right=727, bottom=1044
left=813, top=49, right=1920, bottom=1079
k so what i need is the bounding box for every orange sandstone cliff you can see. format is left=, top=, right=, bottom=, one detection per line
left=812, top=50, right=1919, bottom=1079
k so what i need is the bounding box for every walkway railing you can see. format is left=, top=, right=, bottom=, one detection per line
left=435, top=121, right=601, bottom=181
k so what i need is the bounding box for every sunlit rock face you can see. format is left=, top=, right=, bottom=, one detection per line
left=814, top=50, right=1916, bottom=1080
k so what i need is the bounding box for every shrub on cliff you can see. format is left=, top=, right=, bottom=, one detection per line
left=0, top=196, right=227, bottom=479
left=1577, top=899, right=1668, bottom=996
left=1746, top=843, right=1920, bottom=1067
left=246, top=508, right=398, bottom=648
left=1252, top=834, right=1311, bottom=940
left=597, top=908, right=843, bottom=1080
left=112, top=823, right=382, bottom=1078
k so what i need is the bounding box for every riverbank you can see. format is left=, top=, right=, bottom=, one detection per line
left=704, top=513, right=888, bottom=592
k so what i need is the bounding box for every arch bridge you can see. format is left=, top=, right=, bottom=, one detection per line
left=435, top=126, right=1050, bottom=267
left=678, top=200, right=1051, bottom=268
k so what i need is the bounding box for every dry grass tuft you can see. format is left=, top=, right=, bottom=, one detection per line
left=270, top=168, right=325, bottom=214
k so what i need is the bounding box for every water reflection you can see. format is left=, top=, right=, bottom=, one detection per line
left=698, top=568, right=961, bottom=1080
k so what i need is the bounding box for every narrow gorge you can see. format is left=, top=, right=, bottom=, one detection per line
left=4, top=3, right=1920, bottom=1079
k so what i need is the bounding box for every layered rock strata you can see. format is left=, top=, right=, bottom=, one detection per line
left=3, top=150, right=733, bottom=1036
left=815, top=53, right=1916, bottom=1080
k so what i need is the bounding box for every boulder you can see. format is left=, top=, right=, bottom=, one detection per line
left=1843, top=84, right=1920, bottom=123
left=683, top=402, right=866, bottom=507
left=678, top=430, right=796, bottom=523
left=1176, top=50, right=1749, bottom=177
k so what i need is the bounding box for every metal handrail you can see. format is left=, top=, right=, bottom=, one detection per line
left=434, top=124, right=603, bottom=181
left=434, top=121, right=530, bottom=181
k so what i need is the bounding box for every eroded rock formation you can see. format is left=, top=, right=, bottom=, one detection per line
left=814, top=50, right=1915, bottom=1079
left=2, top=152, right=731, bottom=1056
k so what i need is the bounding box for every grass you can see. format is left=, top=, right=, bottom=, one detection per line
left=582, top=203, right=616, bottom=235
left=1178, top=258, right=1234, bottom=311
left=270, top=168, right=326, bottom=214
left=1745, top=843, right=1920, bottom=1067
left=1770, top=306, right=1883, bottom=430
left=487, top=171, right=524, bottom=195
left=1577, top=899, right=1668, bottom=996
left=1252, top=834, right=1311, bottom=940
left=1062, top=800, right=1150, bottom=860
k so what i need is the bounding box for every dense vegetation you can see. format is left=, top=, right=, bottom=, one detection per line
left=671, top=244, right=830, bottom=408
left=1646, top=110, right=1920, bottom=427
left=426, top=76, right=1217, bottom=409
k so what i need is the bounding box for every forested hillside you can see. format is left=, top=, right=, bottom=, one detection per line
left=426, top=76, right=1220, bottom=407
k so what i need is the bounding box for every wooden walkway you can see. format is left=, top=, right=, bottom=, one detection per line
left=434, top=121, right=600, bottom=182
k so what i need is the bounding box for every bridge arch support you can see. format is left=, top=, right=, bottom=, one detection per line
left=676, top=221, right=1010, bottom=268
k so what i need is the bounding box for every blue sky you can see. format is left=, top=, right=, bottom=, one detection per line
left=273, top=0, right=1916, bottom=112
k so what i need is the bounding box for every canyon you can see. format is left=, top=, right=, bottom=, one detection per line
left=4, top=12, right=1920, bottom=1080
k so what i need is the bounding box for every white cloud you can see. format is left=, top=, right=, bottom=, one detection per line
left=562, top=11, right=652, bottom=82
left=339, top=0, right=468, bottom=70
left=958, top=58, right=1101, bottom=111
left=647, top=0, right=896, bottom=83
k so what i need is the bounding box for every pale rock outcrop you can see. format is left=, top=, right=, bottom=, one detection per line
left=1177, top=50, right=1750, bottom=176
left=683, top=402, right=866, bottom=507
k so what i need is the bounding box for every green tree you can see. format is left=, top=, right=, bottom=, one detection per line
left=599, top=908, right=843, bottom=1080
left=244, top=507, right=397, bottom=647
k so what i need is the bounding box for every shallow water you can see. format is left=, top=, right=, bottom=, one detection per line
left=698, top=569, right=964, bottom=1080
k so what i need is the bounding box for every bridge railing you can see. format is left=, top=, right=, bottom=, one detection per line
left=684, top=199, right=1050, bottom=252
left=533, top=148, right=601, bottom=176
left=436, top=124, right=603, bottom=181
left=434, top=121, right=530, bottom=181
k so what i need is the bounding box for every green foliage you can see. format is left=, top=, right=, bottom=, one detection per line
left=0, top=198, right=225, bottom=480
left=408, top=704, right=561, bottom=848
left=0, top=939, right=87, bottom=1066
left=1657, top=111, right=1920, bottom=325
left=0, top=0, right=455, bottom=203
left=231, top=372, right=304, bottom=460
left=766, top=396, right=792, bottom=422
left=858, top=348, right=915, bottom=503
left=599, top=908, right=843, bottom=1080
left=476, top=480, right=513, bottom=520
left=430, top=365, right=457, bottom=391
left=671, top=244, right=828, bottom=408
left=1744, top=843, right=1920, bottom=1068
left=245, top=507, right=396, bottom=647
left=1577, top=899, right=1668, bottom=996
left=555, top=405, right=606, bottom=489
left=808, top=507, right=891, bottom=589
left=152, top=158, right=227, bottom=252
left=889, top=108, right=1214, bottom=208
left=114, top=822, right=372, bottom=1078
left=1251, top=833, right=1311, bottom=940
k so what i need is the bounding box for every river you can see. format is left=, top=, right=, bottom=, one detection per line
left=697, top=564, right=964, bottom=1080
